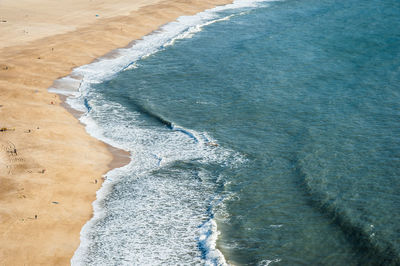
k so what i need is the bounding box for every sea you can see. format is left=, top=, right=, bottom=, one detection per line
left=49, top=0, right=400, bottom=264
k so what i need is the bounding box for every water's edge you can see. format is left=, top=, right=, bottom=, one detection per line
left=59, top=94, right=131, bottom=170
left=47, top=1, right=271, bottom=264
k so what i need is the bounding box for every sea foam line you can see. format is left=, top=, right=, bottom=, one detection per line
left=48, top=0, right=273, bottom=265
left=49, top=0, right=276, bottom=97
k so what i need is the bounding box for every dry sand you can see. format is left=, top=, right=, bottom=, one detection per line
left=0, top=0, right=231, bottom=264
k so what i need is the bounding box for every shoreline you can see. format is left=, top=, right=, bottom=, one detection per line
left=0, top=0, right=232, bottom=264
left=59, top=94, right=131, bottom=170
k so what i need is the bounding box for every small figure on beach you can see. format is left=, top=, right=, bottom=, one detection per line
left=95, top=179, right=97, bottom=184
left=34, top=215, right=37, bottom=219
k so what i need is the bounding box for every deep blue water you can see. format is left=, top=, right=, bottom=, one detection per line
left=67, top=0, right=400, bottom=264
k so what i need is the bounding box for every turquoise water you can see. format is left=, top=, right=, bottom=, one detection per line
left=64, top=0, right=400, bottom=264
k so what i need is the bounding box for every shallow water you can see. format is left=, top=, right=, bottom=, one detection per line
left=61, top=0, right=400, bottom=264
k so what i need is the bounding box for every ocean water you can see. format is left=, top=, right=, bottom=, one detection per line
left=51, top=0, right=400, bottom=264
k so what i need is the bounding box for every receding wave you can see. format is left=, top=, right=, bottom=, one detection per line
left=47, top=0, right=269, bottom=264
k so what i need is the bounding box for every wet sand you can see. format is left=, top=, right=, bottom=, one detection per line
left=0, top=0, right=231, bottom=264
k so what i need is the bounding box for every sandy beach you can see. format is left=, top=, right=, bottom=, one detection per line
left=0, top=0, right=231, bottom=264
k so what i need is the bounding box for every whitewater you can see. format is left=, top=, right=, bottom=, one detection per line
left=49, top=0, right=273, bottom=265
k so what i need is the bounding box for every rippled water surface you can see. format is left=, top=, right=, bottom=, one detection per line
left=63, top=0, right=400, bottom=264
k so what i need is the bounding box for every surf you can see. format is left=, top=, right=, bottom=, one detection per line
left=48, top=0, right=264, bottom=264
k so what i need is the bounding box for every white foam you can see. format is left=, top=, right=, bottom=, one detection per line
left=199, top=219, right=228, bottom=266
left=123, top=62, right=139, bottom=71
left=49, top=0, right=275, bottom=97
left=258, top=259, right=282, bottom=266
left=70, top=89, right=242, bottom=265
left=164, top=14, right=236, bottom=47
left=71, top=165, right=131, bottom=266
left=50, top=0, right=273, bottom=264
left=270, top=224, right=283, bottom=228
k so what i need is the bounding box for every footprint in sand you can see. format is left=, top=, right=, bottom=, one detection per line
left=0, top=141, right=27, bottom=175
